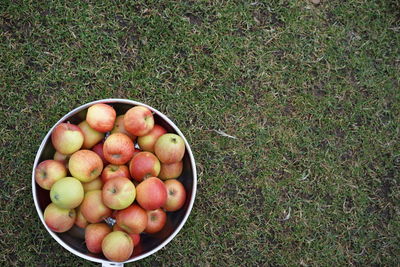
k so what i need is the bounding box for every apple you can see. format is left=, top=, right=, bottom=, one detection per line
left=130, top=233, right=141, bottom=247
left=35, top=160, right=67, bottom=190
left=137, top=124, right=167, bottom=152
left=154, top=133, right=185, bottom=164
left=50, top=177, right=84, bottom=209
left=92, top=142, right=109, bottom=165
left=112, top=224, right=124, bottom=231
left=51, top=123, right=84, bottom=155
left=158, top=161, right=183, bottom=180
left=53, top=151, right=71, bottom=168
left=80, top=190, right=112, bottom=223
left=102, top=231, right=133, bottom=262
left=102, top=177, right=136, bottom=210
left=44, top=203, right=76, bottom=233
left=136, top=177, right=167, bottom=210
left=145, top=208, right=167, bottom=234
left=113, top=224, right=141, bottom=247
left=69, top=150, right=103, bottom=183
left=111, top=115, right=137, bottom=141
left=101, top=164, right=130, bottom=183
left=115, top=204, right=147, bottom=234
left=82, top=177, right=103, bottom=192
left=127, top=148, right=142, bottom=170
left=78, top=120, right=105, bottom=149
left=124, top=106, right=154, bottom=136
left=85, top=223, right=112, bottom=254
left=86, top=103, right=116, bottom=133
left=111, top=209, right=119, bottom=219
left=103, top=133, right=135, bottom=165
left=75, top=206, right=88, bottom=228
left=129, top=152, right=160, bottom=182
left=163, top=179, right=186, bottom=212
left=133, top=148, right=142, bottom=156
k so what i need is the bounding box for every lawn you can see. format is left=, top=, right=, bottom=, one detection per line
left=0, top=0, right=399, bottom=266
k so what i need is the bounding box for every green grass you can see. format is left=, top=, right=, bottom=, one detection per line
left=1, top=0, right=399, bottom=266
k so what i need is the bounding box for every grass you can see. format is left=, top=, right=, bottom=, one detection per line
left=0, top=0, right=399, bottom=266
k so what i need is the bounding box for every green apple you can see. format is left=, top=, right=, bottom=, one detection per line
left=50, top=177, right=84, bottom=209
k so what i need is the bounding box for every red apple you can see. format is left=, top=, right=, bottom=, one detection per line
left=127, top=148, right=142, bottom=170
left=80, top=190, right=112, bottom=223
left=129, top=152, right=160, bottom=182
left=53, top=151, right=71, bottom=168
left=113, top=225, right=141, bottom=247
left=35, top=160, right=67, bottom=190
left=102, top=177, right=136, bottom=210
left=163, top=179, right=186, bottom=212
left=92, top=142, right=109, bottom=165
left=137, top=124, right=167, bottom=152
left=145, top=208, right=167, bottom=234
left=124, top=106, right=154, bottom=136
left=133, top=148, right=142, bottom=156
left=86, top=103, right=116, bottom=133
left=103, top=133, right=135, bottom=165
left=82, top=177, right=103, bottom=192
left=116, top=204, right=147, bottom=234
left=130, top=233, right=141, bottom=247
left=158, top=161, right=183, bottom=180
left=78, top=120, right=105, bottom=149
left=111, top=115, right=137, bottom=141
left=101, top=164, right=130, bottom=183
left=102, top=231, right=133, bottom=262
left=85, top=223, right=112, bottom=254
left=136, top=177, right=167, bottom=210
left=75, top=206, right=88, bottom=229
left=44, top=203, right=76, bottom=233
left=51, top=123, right=84, bottom=155
left=69, top=150, right=103, bottom=183
left=154, top=133, right=185, bottom=164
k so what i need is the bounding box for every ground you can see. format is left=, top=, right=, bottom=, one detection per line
left=0, top=0, right=399, bottom=266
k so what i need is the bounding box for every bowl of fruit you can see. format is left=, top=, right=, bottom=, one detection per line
left=32, top=99, right=197, bottom=266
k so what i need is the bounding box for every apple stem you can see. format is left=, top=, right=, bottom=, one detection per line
left=143, top=174, right=152, bottom=180
left=91, top=168, right=98, bottom=176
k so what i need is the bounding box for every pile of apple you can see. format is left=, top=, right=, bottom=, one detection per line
left=35, top=104, right=187, bottom=262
